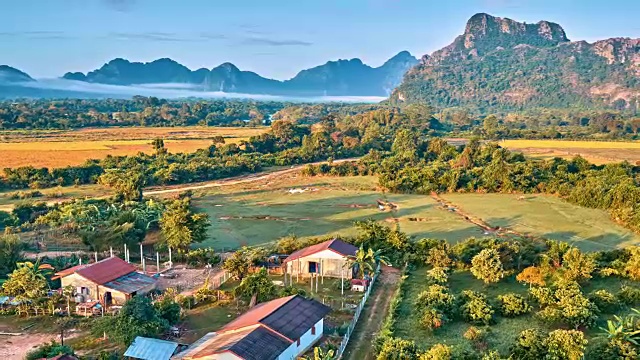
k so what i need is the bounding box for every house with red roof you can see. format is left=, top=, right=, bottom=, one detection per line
left=282, top=239, right=358, bottom=280
left=53, top=257, right=156, bottom=306
left=172, top=295, right=330, bottom=360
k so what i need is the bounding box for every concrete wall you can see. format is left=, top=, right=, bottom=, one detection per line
left=286, top=250, right=352, bottom=279
left=278, top=318, right=323, bottom=360
left=60, top=273, right=130, bottom=305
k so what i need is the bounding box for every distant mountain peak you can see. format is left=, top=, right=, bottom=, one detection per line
left=394, top=13, right=640, bottom=111
left=0, top=65, right=34, bottom=83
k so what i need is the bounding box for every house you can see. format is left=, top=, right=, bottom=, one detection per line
left=282, top=239, right=358, bottom=279
left=124, top=336, right=187, bottom=360
left=53, top=257, right=156, bottom=306
left=173, top=295, right=331, bottom=360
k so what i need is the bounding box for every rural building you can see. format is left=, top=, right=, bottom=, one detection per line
left=53, top=257, right=156, bottom=306
left=124, top=337, right=187, bottom=360
left=172, top=295, right=331, bottom=360
left=283, top=239, right=358, bottom=279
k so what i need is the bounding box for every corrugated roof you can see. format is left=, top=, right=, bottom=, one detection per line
left=124, top=336, right=180, bottom=360
left=260, top=296, right=331, bottom=340
left=52, top=264, right=86, bottom=280
left=174, top=295, right=330, bottom=360
left=76, top=257, right=137, bottom=285
left=221, top=296, right=295, bottom=333
left=283, top=239, right=358, bottom=263
left=175, top=326, right=291, bottom=360
left=103, top=271, right=156, bottom=294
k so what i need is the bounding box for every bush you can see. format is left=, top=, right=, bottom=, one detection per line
left=419, top=308, right=447, bottom=331
left=509, top=329, right=546, bottom=359
left=463, top=326, right=486, bottom=342
left=497, top=293, right=531, bottom=317
left=420, top=344, right=452, bottom=360
left=618, top=285, right=640, bottom=305
left=415, top=284, right=455, bottom=314
left=588, top=289, right=620, bottom=313
left=25, top=341, right=74, bottom=360
left=377, top=337, right=419, bottom=360
left=460, top=290, right=494, bottom=325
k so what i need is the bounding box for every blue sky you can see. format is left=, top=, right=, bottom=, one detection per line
left=2, top=0, right=639, bottom=79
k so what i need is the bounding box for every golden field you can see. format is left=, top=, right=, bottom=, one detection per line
left=499, top=139, right=640, bottom=164
left=0, top=126, right=268, bottom=169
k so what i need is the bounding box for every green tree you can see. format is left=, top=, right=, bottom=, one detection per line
left=561, top=247, right=596, bottom=282
left=544, top=329, right=587, bottom=360
left=460, top=290, right=495, bottom=325
left=234, top=268, right=278, bottom=306
left=151, top=138, right=167, bottom=155
left=223, top=247, right=252, bottom=281
left=98, top=169, right=145, bottom=202
left=1, top=261, right=50, bottom=304
left=0, top=234, right=24, bottom=277
left=471, top=248, right=505, bottom=284
left=93, top=296, right=168, bottom=346
left=497, top=293, right=531, bottom=317
left=159, top=198, right=210, bottom=253
left=349, top=245, right=389, bottom=279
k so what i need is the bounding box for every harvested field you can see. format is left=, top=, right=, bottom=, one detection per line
left=0, top=126, right=268, bottom=168
left=499, top=139, right=640, bottom=164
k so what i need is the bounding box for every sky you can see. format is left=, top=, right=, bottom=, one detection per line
left=2, top=0, right=640, bottom=80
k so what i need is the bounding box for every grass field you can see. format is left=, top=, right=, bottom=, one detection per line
left=442, top=193, right=640, bottom=251
left=499, top=139, right=640, bottom=164
left=191, top=175, right=481, bottom=251
left=0, top=126, right=268, bottom=168
left=394, top=268, right=640, bottom=355
left=191, top=175, right=640, bottom=252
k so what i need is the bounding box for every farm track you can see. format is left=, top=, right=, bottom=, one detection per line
left=342, top=267, right=401, bottom=360
left=143, top=157, right=358, bottom=196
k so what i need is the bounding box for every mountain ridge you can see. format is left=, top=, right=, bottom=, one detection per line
left=392, top=13, right=640, bottom=111
left=60, top=52, right=418, bottom=97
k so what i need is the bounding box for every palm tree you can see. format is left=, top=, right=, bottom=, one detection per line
left=348, top=245, right=390, bottom=279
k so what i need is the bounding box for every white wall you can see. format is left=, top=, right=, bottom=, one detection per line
left=278, top=318, right=324, bottom=360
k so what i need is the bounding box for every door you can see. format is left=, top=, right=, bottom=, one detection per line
left=308, top=261, right=318, bottom=274
left=104, top=292, right=112, bottom=306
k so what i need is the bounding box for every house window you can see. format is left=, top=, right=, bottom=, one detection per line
left=308, top=261, right=318, bottom=273
left=311, top=325, right=316, bottom=335
left=297, top=339, right=301, bottom=346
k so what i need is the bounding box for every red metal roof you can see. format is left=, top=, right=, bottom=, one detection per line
left=283, top=239, right=358, bottom=263
left=52, top=264, right=87, bottom=280
left=221, top=295, right=295, bottom=333
left=76, top=257, right=137, bottom=285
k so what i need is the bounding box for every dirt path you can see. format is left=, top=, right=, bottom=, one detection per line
left=342, top=266, right=401, bottom=360
left=143, top=157, right=358, bottom=196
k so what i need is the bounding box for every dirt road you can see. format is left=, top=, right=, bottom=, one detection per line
left=342, top=266, right=401, bottom=360
left=143, top=158, right=358, bottom=196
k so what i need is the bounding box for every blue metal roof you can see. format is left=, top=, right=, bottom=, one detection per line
left=103, top=271, right=156, bottom=294
left=124, top=336, right=179, bottom=360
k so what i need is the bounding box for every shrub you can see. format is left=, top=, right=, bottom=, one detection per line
left=497, top=293, right=531, bottom=317
left=618, top=285, right=640, bottom=305
left=25, top=341, right=74, bottom=360
left=509, top=329, right=546, bottom=359
left=377, top=337, right=419, bottom=360
left=426, top=267, right=449, bottom=284
left=463, top=326, right=486, bottom=342
left=415, top=284, right=455, bottom=314
left=529, top=286, right=555, bottom=308
left=470, top=248, right=505, bottom=284
left=588, top=289, right=620, bottom=313
left=460, top=290, right=494, bottom=325
left=544, top=329, right=587, bottom=360
left=420, top=344, right=452, bottom=360
left=419, top=308, right=447, bottom=330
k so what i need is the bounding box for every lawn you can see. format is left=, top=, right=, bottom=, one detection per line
left=442, top=193, right=640, bottom=251
left=0, top=126, right=268, bottom=168
left=191, top=175, right=480, bottom=250
left=393, top=268, right=640, bottom=355
left=499, top=139, right=640, bottom=165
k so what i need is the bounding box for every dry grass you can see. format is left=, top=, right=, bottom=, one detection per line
left=0, top=126, right=268, bottom=168
left=499, top=139, right=640, bottom=164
